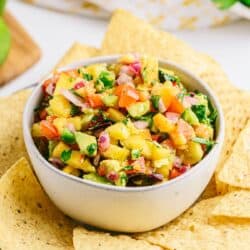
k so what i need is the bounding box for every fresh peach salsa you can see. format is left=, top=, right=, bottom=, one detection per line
left=32, top=55, right=217, bottom=187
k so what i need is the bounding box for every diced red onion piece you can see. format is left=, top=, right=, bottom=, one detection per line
left=49, top=157, right=64, bottom=167
left=98, top=131, right=110, bottom=152
left=150, top=173, right=164, bottom=182
left=45, top=82, right=55, bottom=96
left=116, top=73, right=134, bottom=86
left=120, top=65, right=135, bottom=76
left=165, top=112, right=180, bottom=124
left=127, top=89, right=139, bottom=100
left=178, top=165, right=190, bottom=174
left=60, top=89, right=88, bottom=111
left=133, top=121, right=148, bottom=129
left=132, top=157, right=145, bottom=168
left=174, top=156, right=182, bottom=168
left=130, top=62, right=141, bottom=75
left=183, top=96, right=198, bottom=108
left=158, top=98, right=167, bottom=113
left=66, top=123, right=75, bottom=133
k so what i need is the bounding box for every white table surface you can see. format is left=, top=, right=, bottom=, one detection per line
left=1, top=0, right=250, bottom=97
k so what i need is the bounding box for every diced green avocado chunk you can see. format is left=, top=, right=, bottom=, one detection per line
left=102, top=94, right=118, bottom=107
left=81, top=113, right=94, bottom=129
left=83, top=173, right=112, bottom=185
left=127, top=101, right=150, bottom=118
left=100, top=160, right=122, bottom=172
left=75, top=132, right=97, bottom=157
left=61, top=128, right=76, bottom=144
left=182, top=108, right=199, bottom=125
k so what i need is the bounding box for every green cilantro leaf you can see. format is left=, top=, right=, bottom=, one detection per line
left=151, top=95, right=160, bottom=109
left=191, top=105, right=207, bottom=123
left=158, top=69, right=180, bottom=83
left=123, top=165, right=134, bottom=171
left=131, top=149, right=141, bottom=160
left=192, top=137, right=216, bottom=152
left=83, top=73, right=93, bottom=81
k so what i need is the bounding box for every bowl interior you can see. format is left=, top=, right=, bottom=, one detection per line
left=23, top=55, right=224, bottom=192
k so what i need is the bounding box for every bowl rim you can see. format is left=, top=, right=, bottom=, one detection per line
left=23, top=55, right=225, bottom=193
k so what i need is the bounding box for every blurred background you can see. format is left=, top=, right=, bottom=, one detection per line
left=0, top=0, right=249, bottom=96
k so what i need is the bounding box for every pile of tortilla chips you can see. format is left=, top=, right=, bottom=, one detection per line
left=1, top=9, right=250, bottom=250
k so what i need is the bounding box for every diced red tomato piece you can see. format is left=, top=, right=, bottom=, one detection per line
left=183, top=96, right=198, bottom=108
left=169, top=166, right=189, bottom=180
left=74, top=81, right=85, bottom=90
left=98, top=165, right=106, bottom=177
left=115, top=84, right=139, bottom=108
left=169, top=168, right=182, bottom=179
left=151, top=134, right=161, bottom=142
left=168, top=96, right=185, bottom=114
left=87, top=94, right=104, bottom=108
left=39, top=109, right=48, bottom=120
left=40, top=120, right=59, bottom=140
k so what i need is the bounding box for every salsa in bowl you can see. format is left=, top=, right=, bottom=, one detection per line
left=31, top=54, right=218, bottom=187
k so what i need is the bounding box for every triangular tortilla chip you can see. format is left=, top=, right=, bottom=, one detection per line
left=0, top=157, right=75, bottom=250
left=135, top=197, right=250, bottom=250
left=212, top=190, right=250, bottom=220
left=0, top=90, right=31, bottom=177
left=55, top=43, right=99, bottom=69
left=218, top=120, right=250, bottom=190
left=100, top=9, right=250, bottom=194
left=73, top=227, right=162, bottom=250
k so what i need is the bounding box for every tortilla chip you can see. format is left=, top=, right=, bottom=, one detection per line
left=199, top=176, right=217, bottom=200
left=135, top=196, right=250, bottom=250
left=73, top=227, right=162, bottom=250
left=217, top=120, right=250, bottom=190
left=101, top=9, right=250, bottom=194
left=55, top=43, right=99, bottom=69
left=212, top=190, right=250, bottom=220
left=0, top=90, right=31, bottom=177
left=0, top=157, right=74, bottom=249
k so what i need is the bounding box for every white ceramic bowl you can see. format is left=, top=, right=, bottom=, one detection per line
left=23, top=55, right=224, bottom=233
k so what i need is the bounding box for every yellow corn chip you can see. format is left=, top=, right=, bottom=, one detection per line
left=135, top=196, right=250, bottom=250
left=218, top=120, right=250, bottom=190
left=199, top=176, right=217, bottom=200
left=73, top=227, right=162, bottom=250
left=101, top=9, right=250, bottom=194
left=212, top=190, right=250, bottom=220
left=0, top=157, right=75, bottom=250
left=55, top=43, right=99, bottom=69
left=0, top=90, right=31, bottom=177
